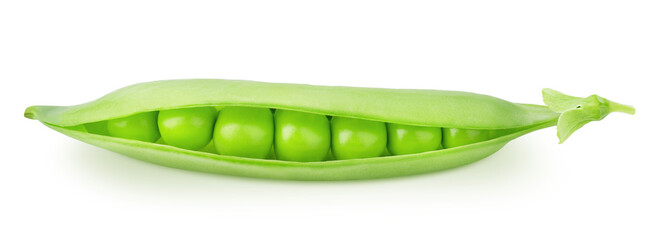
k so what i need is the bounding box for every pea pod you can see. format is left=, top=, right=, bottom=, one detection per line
left=24, top=79, right=635, bottom=180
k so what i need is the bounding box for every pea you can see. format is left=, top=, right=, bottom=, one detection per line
left=213, top=107, right=274, bottom=158
left=331, top=117, right=387, bottom=160
left=387, top=123, right=441, bottom=155
left=158, top=107, right=217, bottom=150
left=107, top=111, right=160, bottom=142
left=274, top=109, right=330, bottom=162
left=442, top=128, right=491, bottom=148
left=84, top=121, right=109, bottom=135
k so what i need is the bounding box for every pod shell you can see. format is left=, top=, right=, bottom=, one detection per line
left=25, top=79, right=558, bottom=129
left=43, top=121, right=554, bottom=180
left=25, top=79, right=563, bottom=180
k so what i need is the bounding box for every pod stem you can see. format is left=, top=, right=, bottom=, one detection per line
left=542, top=88, right=635, bottom=144
left=607, top=100, right=636, bottom=115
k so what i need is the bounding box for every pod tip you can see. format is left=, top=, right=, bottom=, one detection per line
left=24, top=107, right=37, bottom=119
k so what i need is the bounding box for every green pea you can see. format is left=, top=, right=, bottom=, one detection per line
left=213, top=107, right=274, bottom=159
left=84, top=121, right=109, bottom=135
left=158, top=107, right=217, bottom=150
left=274, top=109, right=330, bottom=162
left=107, top=112, right=160, bottom=142
left=442, top=128, right=491, bottom=148
left=387, top=123, right=441, bottom=155
left=331, top=117, right=387, bottom=160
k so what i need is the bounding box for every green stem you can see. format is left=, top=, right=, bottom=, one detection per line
left=542, top=88, right=635, bottom=143
left=608, top=101, right=636, bottom=115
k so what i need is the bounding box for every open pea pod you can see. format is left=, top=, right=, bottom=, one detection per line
left=24, top=79, right=635, bottom=180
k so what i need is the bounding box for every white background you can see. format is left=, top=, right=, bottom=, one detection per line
left=1, top=1, right=670, bottom=239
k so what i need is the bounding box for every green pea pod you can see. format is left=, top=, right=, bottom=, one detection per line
left=24, top=79, right=635, bottom=180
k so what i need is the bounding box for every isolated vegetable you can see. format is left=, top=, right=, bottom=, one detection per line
left=331, top=117, right=387, bottom=160
left=213, top=107, right=274, bottom=158
left=24, top=79, right=635, bottom=180
left=442, top=128, right=490, bottom=148
left=387, top=123, right=441, bottom=155
left=274, top=109, right=331, bottom=162
left=158, top=107, right=217, bottom=150
left=107, top=111, right=160, bottom=143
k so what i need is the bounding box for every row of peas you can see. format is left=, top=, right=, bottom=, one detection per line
left=79, top=107, right=500, bottom=161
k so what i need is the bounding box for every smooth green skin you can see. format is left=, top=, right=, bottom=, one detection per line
left=331, top=117, right=387, bottom=160
left=24, top=79, right=559, bottom=129
left=107, top=112, right=160, bottom=142
left=24, top=79, right=635, bottom=180
left=157, top=107, right=217, bottom=150
left=213, top=107, right=274, bottom=159
left=274, top=109, right=330, bottom=162
left=387, top=123, right=442, bottom=155
left=442, top=128, right=491, bottom=148
left=43, top=121, right=552, bottom=180
left=488, top=129, right=515, bottom=139
left=84, top=121, right=108, bottom=135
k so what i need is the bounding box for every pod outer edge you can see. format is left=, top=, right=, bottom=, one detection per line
left=26, top=79, right=559, bottom=129
left=43, top=120, right=556, bottom=181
